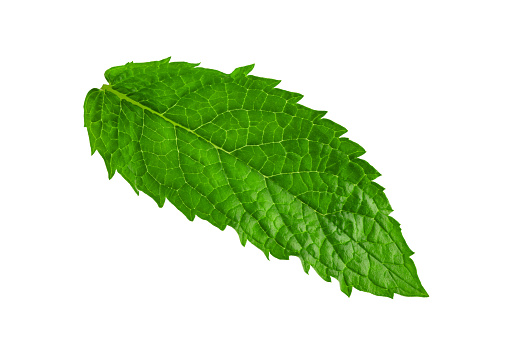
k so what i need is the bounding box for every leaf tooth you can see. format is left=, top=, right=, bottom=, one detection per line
left=237, top=229, right=248, bottom=247
left=339, top=272, right=353, bottom=297
left=102, top=155, right=116, bottom=180
left=263, top=249, right=270, bottom=260
left=312, top=263, right=332, bottom=282
left=299, top=258, right=311, bottom=274
left=287, top=93, right=304, bottom=104
left=352, top=158, right=381, bottom=180
left=313, top=110, right=328, bottom=120
left=156, top=195, right=165, bottom=208
left=230, top=64, right=255, bottom=80
left=160, top=56, right=171, bottom=64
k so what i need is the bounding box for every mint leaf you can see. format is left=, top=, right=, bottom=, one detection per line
left=84, top=57, right=427, bottom=298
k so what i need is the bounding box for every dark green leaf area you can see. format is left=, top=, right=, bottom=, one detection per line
left=84, top=58, right=427, bottom=298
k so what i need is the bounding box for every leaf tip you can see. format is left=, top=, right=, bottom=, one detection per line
left=415, top=285, right=429, bottom=298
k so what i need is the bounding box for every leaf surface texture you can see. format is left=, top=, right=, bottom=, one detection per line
left=84, top=58, right=427, bottom=298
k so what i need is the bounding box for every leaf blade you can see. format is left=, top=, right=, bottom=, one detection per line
left=84, top=58, right=427, bottom=298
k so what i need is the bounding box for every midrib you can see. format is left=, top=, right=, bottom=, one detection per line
left=102, top=84, right=229, bottom=154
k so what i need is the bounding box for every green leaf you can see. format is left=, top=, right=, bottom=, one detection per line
left=84, top=57, right=427, bottom=298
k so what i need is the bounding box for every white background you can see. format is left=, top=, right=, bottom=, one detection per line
left=1, top=1, right=508, bottom=338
